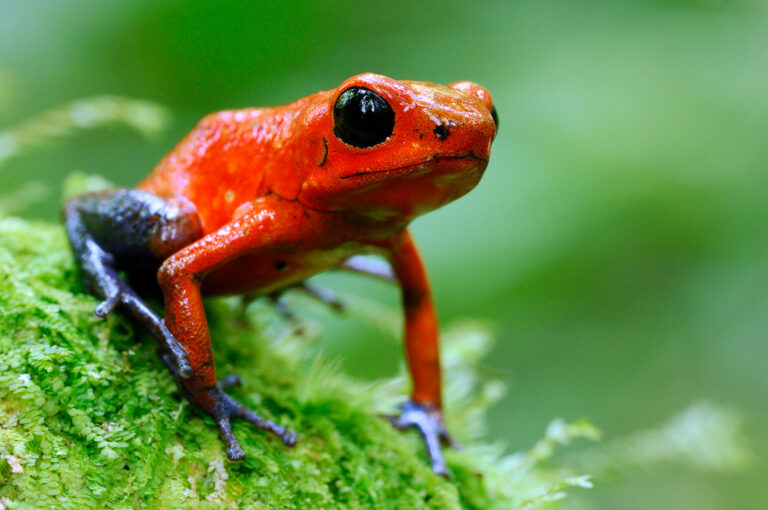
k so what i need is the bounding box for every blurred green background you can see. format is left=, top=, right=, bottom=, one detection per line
left=1, top=1, right=766, bottom=508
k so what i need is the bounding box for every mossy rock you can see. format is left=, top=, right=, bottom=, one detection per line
left=0, top=215, right=592, bottom=509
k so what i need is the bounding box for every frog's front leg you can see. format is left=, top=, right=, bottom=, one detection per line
left=157, top=200, right=308, bottom=461
left=381, top=230, right=457, bottom=477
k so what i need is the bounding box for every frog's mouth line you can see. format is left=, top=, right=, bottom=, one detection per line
left=339, top=152, right=487, bottom=180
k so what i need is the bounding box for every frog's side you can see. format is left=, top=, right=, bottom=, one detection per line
left=65, top=73, right=496, bottom=476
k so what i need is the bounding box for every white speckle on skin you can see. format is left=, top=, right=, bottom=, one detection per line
left=234, top=111, right=246, bottom=122
left=224, top=190, right=236, bottom=203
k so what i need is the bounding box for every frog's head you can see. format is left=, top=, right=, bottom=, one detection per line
left=293, top=73, right=497, bottom=223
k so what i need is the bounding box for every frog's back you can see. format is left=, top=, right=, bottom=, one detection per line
left=139, top=105, right=292, bottom=233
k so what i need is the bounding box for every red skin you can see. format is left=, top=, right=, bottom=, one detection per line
left=139, top=73, right=495, bottom=430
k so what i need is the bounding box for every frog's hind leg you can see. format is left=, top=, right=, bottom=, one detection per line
left=65, top=189, right=203, bottom=378
left=266, top=255, right=395, bottom=320
left=256, top=256, right=393, bottom=330
left=265, top=281, right=345, bottom=324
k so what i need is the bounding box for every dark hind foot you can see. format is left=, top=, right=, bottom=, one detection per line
left=96, top=259, right=193, bottom=378
left=65, top=190, right=203, bottom=378
left=386, top=401, right=459, bottom=477
left=269, top=281, right=346, bottom=315
left=294, top=281, right=345, bottom=312
left=264, top=281, right=345, bottom=334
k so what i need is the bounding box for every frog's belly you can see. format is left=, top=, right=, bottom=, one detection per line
left=200, top=248, right=361, bottom=297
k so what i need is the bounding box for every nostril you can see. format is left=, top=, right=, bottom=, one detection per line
left=490, top=105, right=499, bottom=130
left=434, top=124, right=450, bottom=141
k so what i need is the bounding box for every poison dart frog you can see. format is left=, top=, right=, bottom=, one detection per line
left=65, top=73, right=497, bottom=476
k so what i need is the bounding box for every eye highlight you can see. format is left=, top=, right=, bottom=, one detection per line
left=333, top=87, right=395, bottom=148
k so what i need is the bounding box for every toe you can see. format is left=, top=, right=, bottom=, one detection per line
left=227, top=443, right=245, bottom=462
left=94, top=293, right=120, bottom=318
left=387, top=400, right=454, bottom=477
left=240, top=408, right=296, bottom=445
left=219, top=374, right=243, bottom=389
left=432, top=460, right=449, bottom=478
left=211, top=387, right=296, bottom=460
left=281, top=429, right=298, bottom=447
left=176, top=358, right=193, bottom=379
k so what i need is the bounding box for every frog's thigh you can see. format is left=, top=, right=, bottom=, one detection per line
left=74, top=189, right=203, bottom=266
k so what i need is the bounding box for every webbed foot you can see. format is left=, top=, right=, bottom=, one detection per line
left=386, top=401, right=459, bottom=477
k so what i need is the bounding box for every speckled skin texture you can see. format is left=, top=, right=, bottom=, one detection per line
left=65, top=73, right=496, bottom=475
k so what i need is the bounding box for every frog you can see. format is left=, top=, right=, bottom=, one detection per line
left=64, top=73, right=497, bottom=476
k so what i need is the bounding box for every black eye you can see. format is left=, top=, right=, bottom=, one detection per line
left=491, top=105, right=499, bottom=130
left=333, top=87, right=395, bottom=148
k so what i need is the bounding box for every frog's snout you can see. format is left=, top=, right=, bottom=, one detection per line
left=438, top=81, right=497, bottom=160
left=448, top=81, right=498, bottom=134
left=448, top=81, right=491, bottom=110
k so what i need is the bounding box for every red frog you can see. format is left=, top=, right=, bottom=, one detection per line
left=65, top=73, right=497, bottom=476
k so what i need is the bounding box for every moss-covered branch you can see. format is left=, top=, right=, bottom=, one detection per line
left=0, top=215, right=603, bottom=509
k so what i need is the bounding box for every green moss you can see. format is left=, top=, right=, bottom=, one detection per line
left=0, top=215, right=598, bottom=509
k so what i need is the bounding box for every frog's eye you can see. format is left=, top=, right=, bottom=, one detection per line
left=333, top=87, right=395, bottom=148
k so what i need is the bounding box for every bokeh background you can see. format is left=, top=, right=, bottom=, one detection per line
left=1, top=1, right=766, bottom=508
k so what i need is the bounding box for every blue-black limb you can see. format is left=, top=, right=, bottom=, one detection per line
left=263, top=281, right=345, bottom=334
left=64, top=189, right=203, bottom=379
left=296, top=281, right=345, bottom=311
left=261, top=256, right=391, bottom=326
left=385, top=401, right=459, bottom=478
left=159, top=350, right=297, bottom=460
